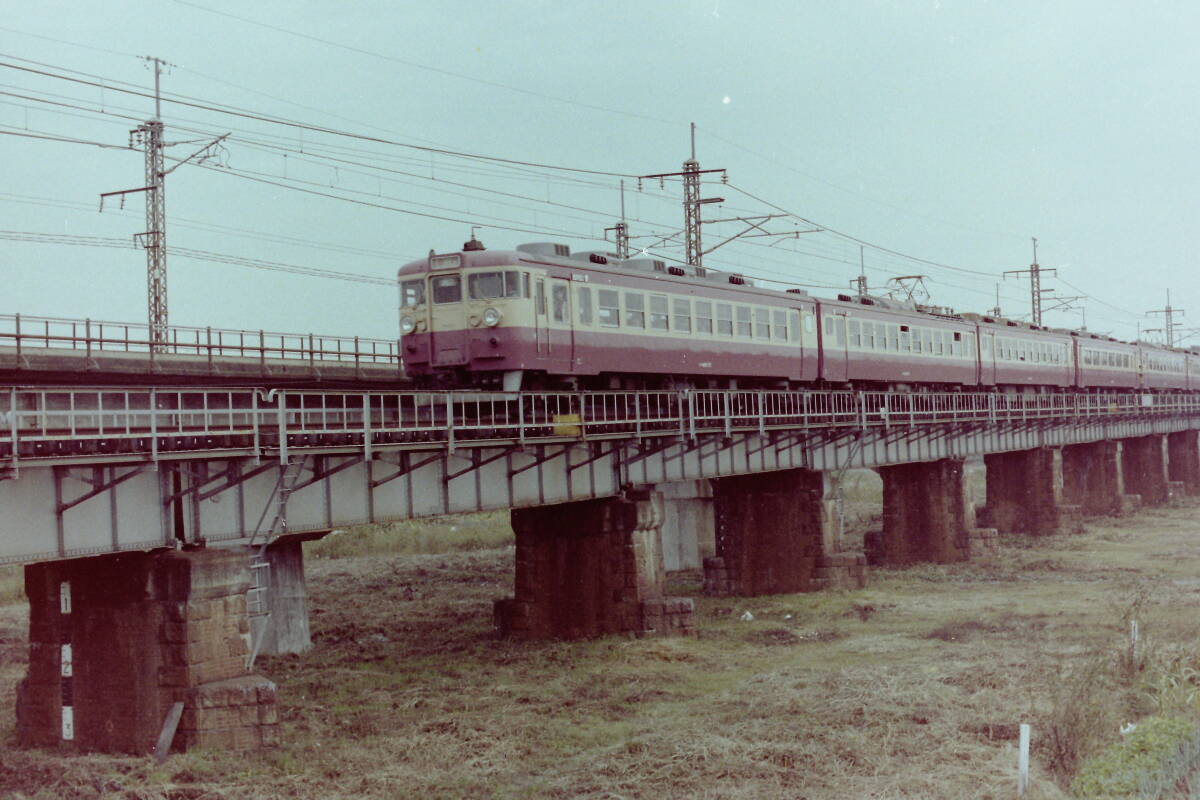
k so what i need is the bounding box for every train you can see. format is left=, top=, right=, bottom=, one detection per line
left=396, top=239, right=1199, bottom=393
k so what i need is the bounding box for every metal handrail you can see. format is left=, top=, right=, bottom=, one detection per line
left=3, top=388, right=1198, bottom=469
left=0, top=313, right=401, bottom=366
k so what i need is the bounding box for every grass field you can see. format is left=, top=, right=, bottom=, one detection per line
left=2, top=474, right=1200, bottom=798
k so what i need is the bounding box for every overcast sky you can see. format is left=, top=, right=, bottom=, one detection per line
left=2, top=1, right=1197, bottom=345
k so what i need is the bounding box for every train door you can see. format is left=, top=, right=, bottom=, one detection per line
left=979, top=330, right=996, bottom=385
left=534, top=278, right=549, bottom=355
left=819, top=309, right=849, bottom=382
left=549, top=278, right=574, bottom=368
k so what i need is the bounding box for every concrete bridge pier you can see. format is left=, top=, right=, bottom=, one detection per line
left=493, top=491, right=695, bottom=639
left=251, top=536, right=314, bottom=657
left=873, top=459, right=997, bottom=565
left=703, top=468, right=867, bottom=596
left=659, top=480, right=716, bottom=571
left=1167, top=430, right=1200, bottom=496
left=1061, top=440, right=1140, bottom=516
left=16, top=548, right=278, bottom=754
left=978, top=448, right=1083, bottom=535
left=1122, top=434, right=1173, bottom=505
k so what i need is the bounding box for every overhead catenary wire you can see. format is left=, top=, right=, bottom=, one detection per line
left=166, top=0, right=685, bottom=129
left=0, top=59, right=644, bottom=178
left=0, top=51, right=1164, bottom=336
left=0, top=230, right=398, bottom=285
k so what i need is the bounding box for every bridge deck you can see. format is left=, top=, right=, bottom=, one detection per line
left=1, top=386, right=1198, bottom=566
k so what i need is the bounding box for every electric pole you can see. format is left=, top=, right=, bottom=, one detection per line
left=1145, top=290, right=1185, bottom=346
left=1003, top=237, right=1056, bottom=326
left=639, top=123, right=726, bottom=271
left=850, top=245, right=868, bottom=296
left=100, top=56, right=227, bottom=349
left=142, top=58, right=168, bottom=346
left=604, top=180, right=630, bottom=259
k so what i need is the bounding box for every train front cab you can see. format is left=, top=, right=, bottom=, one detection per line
left=398, top=247, right=570, bottom=388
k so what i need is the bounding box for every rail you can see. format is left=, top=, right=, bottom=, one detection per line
left=1, top=387, right=1196, bottom=468
left=0, top=313, right=402, bottom=368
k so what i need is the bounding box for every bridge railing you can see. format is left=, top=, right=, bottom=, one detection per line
left=3, top=387, right=1199, bottom=465
left=0, top=313, right=402, bottom=368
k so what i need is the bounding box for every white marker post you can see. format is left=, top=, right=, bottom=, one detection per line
left=1018, top=723, right=1030, bottom=795
left=60, top=581, right=74, bottom=742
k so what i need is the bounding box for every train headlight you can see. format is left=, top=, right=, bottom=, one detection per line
left=399, top=315, right=416, bottom=335
left=482, top=307, right=502, bottom=327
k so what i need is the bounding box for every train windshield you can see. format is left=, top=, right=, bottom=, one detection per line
left=431, top=275, right=462, bottom=304
left=468, top=271, right=523, bottom=300
left=401, top=279, right=425, bottom=307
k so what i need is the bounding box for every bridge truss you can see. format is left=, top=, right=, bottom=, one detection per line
left=2, top=387, right=1199, bottom=565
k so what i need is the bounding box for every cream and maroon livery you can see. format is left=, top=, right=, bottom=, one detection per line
left=397, top=240, right=1198, bottom=392
left=399, top=242, right=817, bottom=388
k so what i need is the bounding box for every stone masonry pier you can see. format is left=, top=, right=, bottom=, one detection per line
left=977, top=448, right=1083, bottom=536
left=16, top=548, right=277, bottom=754
left=872, top=459, right=997, bottom=565
left=494, top=492, right=695, bottom=639
left=1122, top=434, right=1172, bottom=505
left=1167, top=430, right=1200, bottom=496
left=1061, top=440, right=1140, bottom=516
left=704, top=468, right=867, bottom=595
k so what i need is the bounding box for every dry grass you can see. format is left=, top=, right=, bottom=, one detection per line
left=2, top=489, right=1200, bottom=798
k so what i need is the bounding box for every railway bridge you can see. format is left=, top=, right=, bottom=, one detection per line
left=3, top=315, right=1200, bottom=756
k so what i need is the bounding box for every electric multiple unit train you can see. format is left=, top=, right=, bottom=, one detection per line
left=396, top=239, right=1198, bottom=393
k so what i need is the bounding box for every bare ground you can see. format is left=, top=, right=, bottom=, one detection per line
left=2, top=496, right=1200, bottom=799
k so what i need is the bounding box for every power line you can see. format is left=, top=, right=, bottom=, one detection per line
left=0, top=231, right=396, bottom=285
left=168, top=0, right=684, bottom=128
left=0, top=127, right=132, bottom=150
left=697, top=124, right=1026, bottom=242
left=0, top=59, right=642, bottom=178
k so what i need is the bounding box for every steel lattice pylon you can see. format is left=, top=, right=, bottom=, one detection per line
left=136, top=120, right=167, bottom=347
left=682, top=159, right=701, bottom=268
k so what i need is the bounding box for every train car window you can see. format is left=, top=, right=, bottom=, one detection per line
left=912, top=328, right=922, bottom=353
left=523, top=273, right=531, bottom=298
left=804, top=314, right=815, bottom=334
left=864, top=322, right=875, bottom=349
left=504, top=271, right=521, bottom=298
left=468, top=272, right=504, bottom=299
left=401, top=279, right=425, bottom=308
left=953, top=337, right=963, bottom=358
left=552, top=285, right=568, bottom=323
left=889, top=325, right=899, bottom=351
left=773, top=310, right=788, bottom=341
left=900, top=329, right=911, bottom=352
left=431, top=275, right=462, bottom=304
left=625, top=293, right=645, bottom=328
left=736, top=306, right=752, bottom=337
left=649, top=295, right=669, bottom=330
left=755, top=308, right=770, bottom=339
left=982, top=337, right=991, bottom=355
left=834, top=317, right=846, bottom=347
left=578, top=287, right=593, bottom=325
left=824, top=316, right=834, bottom=336
left=695, top=301, right=714, bottom=334
left=536, top=281, right=546, bottom=315
left=598, top=290, right=620, bottom=327
left=676, top=299, right=696, bottom=331
left=849, top=319, right=861, bottom=347
left=718, top=304, right=734, bottom=336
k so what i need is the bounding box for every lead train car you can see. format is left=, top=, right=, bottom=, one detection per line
left=397, top=240, right=1196, bottom=393
left=399, top=241, right=819, bottom=390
